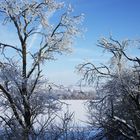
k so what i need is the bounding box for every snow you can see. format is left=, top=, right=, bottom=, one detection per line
left=60, top=100, right=88, bottom=126
left=0, top=100, right=103, bottom=139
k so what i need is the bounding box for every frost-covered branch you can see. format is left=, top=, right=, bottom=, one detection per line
left=0, top=0, right=83, bottom=139
left=0, top=43, right=22, bottom=53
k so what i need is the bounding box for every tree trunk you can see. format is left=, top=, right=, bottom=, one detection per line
left=22, top=43, right=31, bottom=140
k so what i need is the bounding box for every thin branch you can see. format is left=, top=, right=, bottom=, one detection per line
left=0, top=84, right=25, bottom=129
left=0, top=43, right=22, bottom=53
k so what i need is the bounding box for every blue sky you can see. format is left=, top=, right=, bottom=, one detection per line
left=0, top=0, right=140, bottom=86
left=45, top=0, right=140, bottom=86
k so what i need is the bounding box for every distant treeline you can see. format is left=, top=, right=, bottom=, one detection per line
left=50, top=89, right=96, bottom=100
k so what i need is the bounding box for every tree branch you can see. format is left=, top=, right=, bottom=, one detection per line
left=0, top=43, right=22, bottom=53
left=0, top=84, right=25, bottom=128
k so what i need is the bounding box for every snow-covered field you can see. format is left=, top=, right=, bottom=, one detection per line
left=34, top=100, right=89, bottom=129
left=0, top=100, right=103, bottom=139
left=61, top=100, right=88, bottom=126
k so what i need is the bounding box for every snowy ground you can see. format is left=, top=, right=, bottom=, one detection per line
left=0, top=100, right=89, bottom=127
left=33, top=100, right=89, bottom=129
left=60, top=100, right=88, bottom=126
left=0, top=100, right=104, bottom=139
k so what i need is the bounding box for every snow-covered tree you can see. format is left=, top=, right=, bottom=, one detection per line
left=0, top=0, right=83, bottom=139
left=78, top=37, right=140, bottom=140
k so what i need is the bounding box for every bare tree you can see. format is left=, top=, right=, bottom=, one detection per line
left=78, top=37, right=140, bottom=140
left=0, top=0, right=83, bottom=139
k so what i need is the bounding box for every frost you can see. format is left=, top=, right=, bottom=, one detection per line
left=0, top=0, right=84, bottom=139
